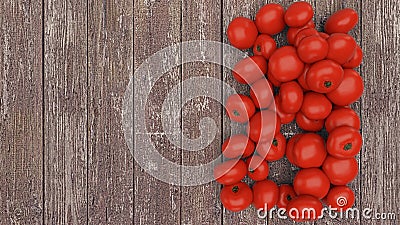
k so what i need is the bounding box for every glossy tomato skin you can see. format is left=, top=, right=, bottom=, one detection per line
left=262, top=132, right=287, bottom=161
left=227, top=17, right=258, bottom=50
left=285, top=134, right=304, bottom=166
left=292, top=133, right=327, bottom=168
left=222, top=134, right=255, bottom=158
left=296, top=111, right=324, bottom=132
left=252, top=180, right=279, bottom=210
left=287, top=195, right=323, bottom=221
left=274, top=95, right=296, bottom=124
left=319, top=32, right=330, bottom=39
left=253, top=34, right=277, bottom=59
left=233, top=56, right=267, bottom=84
left=255, top=3, right=286, bottom=35
left=325, top=186, right=355, bottom=211
left=293, top=168, right=330, bottom=199
left=343, top=45, right=363, bottom=68
left=267, top=73, right=282, bottom=87
left=225, top=94, right=256, bottom=123
left=284, top=1, right=313, bottom=27
left=250, top=78, right=274, bottom=109
left=325, top=107, right=360, bottom=132
left=246, top=155, right=269, bottom=181
left=277, top=184, right=296, bottom=209
left=279, top=81, right=303, bottom=114
left=306, top=59, right=344, bottom=93
left=326, top=33, right=357, bottom=65
left=324, top=8, right=358, bottom=34
left=327, top=126, right=362, bottom=159
left=301, top=92, right=332, bottom=120
left=326, top=69, right=364, bottom=106
left=214, top=159, right=247, bottom=185
left=220, top=182, right=253, bottom=212
left=322, top=156, right=358, bottom=185
left=294, top=28, right=319, bottom=47
left=297, top=64, right=311, bottom=90
left=287, top=20, right=315, bottom=45
left=247, top=110, right=279, bottom=143
left=269, top=46, right=305, bottom=82
left=297, top=36, right=329, bottom=64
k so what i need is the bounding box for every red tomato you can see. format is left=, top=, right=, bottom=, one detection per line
left=322, top=156, right=358, bottom=185
left=325, top=107, right=360, bottom=132
left=325, top=186, right=355, bottom=211
left=326, top=69, right=364, bottom=106
left=324, top=8, right=358, bottom=34
left=214, top=159, right=247, bottom=185
left=274, top=95, right=296, bottom=124
left=279, top=81, right=303, bottom=114
left=255, top=3, right=286, bottom=35
left=246, top=155, right=269, bottom=181
left=232, top=56, right=267, bottom=84
left=301, top=92, right=332, bottom=120
left=261, top=131, right=286, bottom=161
left=327, top=126, right=362, bottom=159
left=297, top=36, right=329, bottom=64
left=277, top=184, right=296, bottom=209
left=287, top=195, right=323, bottom=221
left=253, top=34, right=277, bottom=59
left=287, top=20, right=315, bottom=45
left=225, top=94, right=256, bottom=123
left=222, top=134, right=255, bottom=158
left=284, top=1, right=313, bottom=27
left=250, top=78, right=274, bottom=109
left=293, top=168, right=330, bottom=199
left=252, top=180, right=279, bottom=210
left=318, top=32, right=329, bottom=39
left=220, top=182, right=253, bottom=212
left=326, top=33, right=357, bottom=65
left=295, top=111, right=324, bottom=132
left=297, top=64, right=310, bottom=90
left=285, top=134, right=303, bottom=166
left=343, top=44, right=363, bottom=68
left=268, top=46, right=304, bottom=82
left=306, top=59, right=344, bottom=93
left=247, top=110, right=279, bottom=143
left=267, top=73, right=282, bottom=87
left=294, top=28, right=319, bottom=47
left=227, top=17, right=258, bottom=50
left=292, top=133, right=327, bottom=168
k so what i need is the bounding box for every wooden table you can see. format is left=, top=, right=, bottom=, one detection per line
left=0, top=0, right=399, bottom=224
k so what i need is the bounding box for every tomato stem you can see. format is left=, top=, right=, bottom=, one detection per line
left=233, top=110, right=240, bottom=117
left=249, top=169, right=255, bottom=173
left=344, top=143, right=352, bottom=151
left=272, top=138, right=278, bottom=147
left=324, top=81, right=332, bottom=88
left=232, top=185, right=239, bottom=193
left=286, top=195, right=292, bottom=201
left=256, top=45, right=261, bottom=52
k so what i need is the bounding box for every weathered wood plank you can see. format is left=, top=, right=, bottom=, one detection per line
left=0, top=0, right=43, bottom=224
left=87, top=0, right=134, bottom=223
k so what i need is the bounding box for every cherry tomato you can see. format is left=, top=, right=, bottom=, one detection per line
left=253, top=34, right=277, bottom=59
left=246, top=155, right=269, bottom=181
left=267, top=73, right=282, bottom=87
left=220, top=182, right=253, bottom=212
left=306, top=59, right=344, bottom=93
left=325, top=107, right=360, bottom=132
left=326, top=69, right=364, bottom=106
left=279, top=81, right=303, bottom=114
left=301, top=92, right=332, bottom=120
left=269, top=46, right=304, bottom=82
left=222, top=134, right=255, bottom=158
left=297, top=35, right=329, bottom=64
left=214, top=159, right=247, bottom=185
left=250, top=78, right=274, bottom=109
left=285, top=134, right=303, bottom=166
left=322, top=156, right=358, bottom=185
left=318, top=32, right=329, bottom=39
left=287, top=195, right=323, bottom=221
left=327, top=126, right=362, bottom=159
left=255, top=3, right=285, bottom=35
left=260, top=131, right=286, bottom=161
left=343, top=44, right=363, bottom=68
left=324, top=8, right=358, bottom=34
left=326, top=33, right=357, bottom=65
left=277, top=184, right=296, bottom=209
left=225, top=94, right=256, bottom=123
left=227, top=17, right=258, bottom=50
left=247, top=110, right=279, bottom=143
left=295, top=111, right=324, bottom=132
left=294, top=28, right=319, bottom=47
left=284, top=1, right=313, bottom=27
left=297, top=64, right=310, bottom=90
left=293, top=168, right=330, bottom=199
left=292, top=133, right=327, bottom=168
left=274, top=95, right=296, bottom=124
left=232, top=56, right=267, bottom=84
left=287, top=20, right=315, bottom=45
left=252, top=180, right=279, bottom=210
left=325, top=186, right=355, bottom=211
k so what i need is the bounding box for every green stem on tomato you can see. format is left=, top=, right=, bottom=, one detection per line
left=344, top=143, right=352, bottom=151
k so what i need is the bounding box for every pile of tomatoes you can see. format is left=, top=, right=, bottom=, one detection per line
left=215, top=1, right=363, bottom=221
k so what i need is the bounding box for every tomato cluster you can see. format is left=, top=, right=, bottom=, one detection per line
left=217, top=2, right=363, bottom=221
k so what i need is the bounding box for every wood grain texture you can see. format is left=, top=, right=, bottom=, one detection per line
left=0, top=0, right=43, bottom=224
left=87, top=0, right=134, bottom=224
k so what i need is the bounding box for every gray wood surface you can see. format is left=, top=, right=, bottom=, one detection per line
left=0, top=0, right=399, bottom=224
